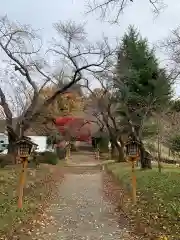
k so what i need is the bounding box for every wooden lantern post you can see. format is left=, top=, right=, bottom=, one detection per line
left=96, top=144, right=100, bottom=161
left=94, top=137, right=101, bottom=161
left=125, top=139, right=140, bottom=204
left=108, top=141, right=111, bottom=160
left=65, top=142, right=68, bottom=161
left=131, top=158, right=137, bottom=204
left=68, top=142, right=71, bottom=159
left=65, top=141, right=70, bottom=161
left=15, top=137, right=34, bottom=209
left=18, top=158, right=28, bottom=209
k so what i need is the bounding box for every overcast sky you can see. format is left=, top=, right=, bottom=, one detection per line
left=0, top=0, right=180, bottom=96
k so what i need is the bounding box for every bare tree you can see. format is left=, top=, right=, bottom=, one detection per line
left=0, top=16, right=113, bottom=154
left=84, top=73, right=126, bottom=161
left=86, top=0, right=166, bottom=23
left=160, top=27, right=180, bottom=80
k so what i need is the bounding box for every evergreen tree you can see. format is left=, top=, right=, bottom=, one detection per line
left=115, top=26, right=172, bottom=169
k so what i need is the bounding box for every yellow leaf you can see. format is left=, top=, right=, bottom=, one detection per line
left=158, top=236, right=168, bottom=240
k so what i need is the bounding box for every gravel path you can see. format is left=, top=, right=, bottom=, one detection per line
left=16, top=153, right=138, bottom=240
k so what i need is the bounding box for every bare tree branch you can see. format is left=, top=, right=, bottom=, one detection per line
left=83, top=76, right=120, bottom=141
left=26, top=21, right=115, bottom=127
left=86, top=0, right=166, bottom=23
left=0, top=17, right=115, bottom=147
left=0, top=86, right=18, bottom=142
left=159, top=27, right=180, bottom=81
left=0, top=87, right=12, bottom=126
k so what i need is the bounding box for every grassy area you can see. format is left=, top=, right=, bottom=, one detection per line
left=106, top=162, right=180, bottom=239
left=0, top=161, right=65, bottom=237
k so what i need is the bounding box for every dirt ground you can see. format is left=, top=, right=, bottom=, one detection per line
left=10, top=152, right=140, bottom=240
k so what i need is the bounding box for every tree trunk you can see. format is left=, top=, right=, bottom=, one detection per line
left=157, top=133, right=162, bottom=173
left=7, top=126, right=20, bottom=164
left=111, top=141, right=116, bottom=158
left=168, top=148, right=171, bottom=157
left=7, top=134, right=17, bottom=164
left=7, top=133, right=16, bottom=153
left=140, top=143, right=152, bottom=169
left=111, top=139, right=125, bottom=162
left=116, top=144, right=125, bottom=162
left=8, top=140, right=15, bottom=154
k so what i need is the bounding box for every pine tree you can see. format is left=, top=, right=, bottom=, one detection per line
left=115, top=25, right=172, bottom=169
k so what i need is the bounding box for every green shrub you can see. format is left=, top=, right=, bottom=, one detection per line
left=99, top=137, right=109, bottom=153
left=28, top=152, right=40, bottom=168
left=36, top=151, right=58, bottom=165
left=56, top=147, right=66, bottom=160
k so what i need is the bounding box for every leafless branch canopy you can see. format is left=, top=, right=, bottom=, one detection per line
left=159, top=27, right=180, bottom=80
left=86, top=0, right=166, bottom=23
left=0, top=16, right=115, bottom=141
left=83, top=72, right=122, bottom=140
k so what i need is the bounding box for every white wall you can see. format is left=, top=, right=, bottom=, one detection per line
left=0, top=135, right=48, bottom=154
left=0, top=133, right=8, bottom=144
left=0, top=133, right=8, bottom=153
left=28, top=136, right=47, bottom=152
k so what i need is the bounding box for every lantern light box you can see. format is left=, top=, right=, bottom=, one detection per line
left=125, top=140, right=140, bottom=158
left=15, top=138, right=37, bottom=158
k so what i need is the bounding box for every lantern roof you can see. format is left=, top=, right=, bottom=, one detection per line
left=15, top=137, right=38, bottom=146
left=125, top=139, right=141, bottom=146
